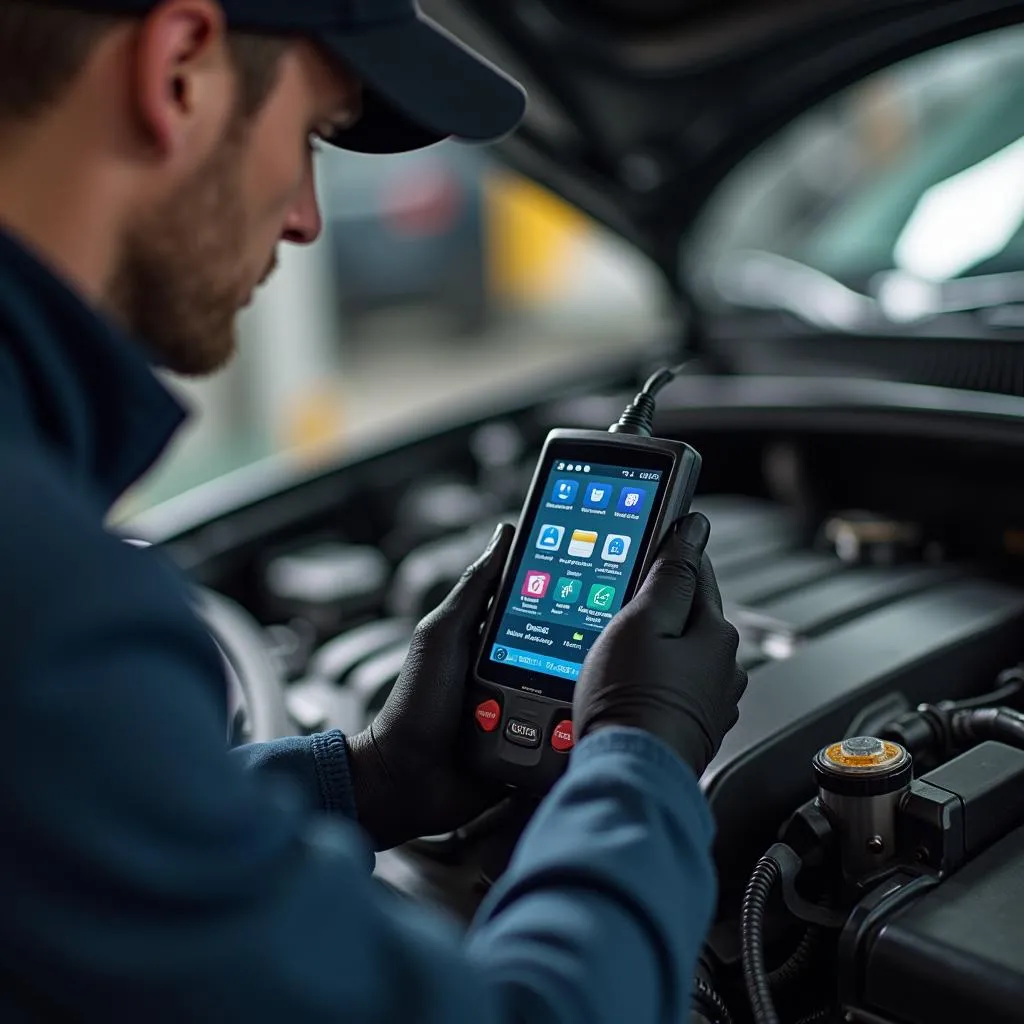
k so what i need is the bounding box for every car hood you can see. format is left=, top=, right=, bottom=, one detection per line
left=424, top=0, right=1024, bottom=283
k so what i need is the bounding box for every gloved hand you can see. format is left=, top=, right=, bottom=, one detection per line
left=575, top=513, right=747, bottom=777
left=346, top=523, right=515, bottom=851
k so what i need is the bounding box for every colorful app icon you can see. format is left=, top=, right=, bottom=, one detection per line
left=572, top=631, right=585, bottom=641
left=567, top=529, right=598, bottom=557
left=586, top=583, right=617, bottom=612
left=536, top=524, right=565, bottom=551
left=522, top=571, right=551, bottom=598
left=554, top=577, right=582, bottom=604
left=550, top=478, right=579, bottom=504
left=583, top=482, right=612, bottom=509
left=602, top=534, right=631, bottom=563
left=617, top=487, right=646, bottom=513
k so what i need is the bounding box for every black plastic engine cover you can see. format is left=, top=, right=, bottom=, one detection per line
left=705, top=575, right=1024, bottom=912
left=847, top=824, right=1024, bottom=1024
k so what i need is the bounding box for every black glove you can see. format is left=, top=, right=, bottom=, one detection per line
left=574, top=513, right=747, bottom=777
left=346, top=523, right=515, bottom=850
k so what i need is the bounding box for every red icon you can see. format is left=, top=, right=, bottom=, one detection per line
left=475, top=699, right=501, bottom=733
left=551, top=719, right=575, bottom=752
left=521, top=571, right=551, bottom=598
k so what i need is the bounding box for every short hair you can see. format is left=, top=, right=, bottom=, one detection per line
left=0, top=1, right=288, bottom=124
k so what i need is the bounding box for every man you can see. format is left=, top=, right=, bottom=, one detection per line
left=0, top=1, right=748, bottom=1021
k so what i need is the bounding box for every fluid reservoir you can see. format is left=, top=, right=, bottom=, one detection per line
left=813, top=736, right=912, bottom=881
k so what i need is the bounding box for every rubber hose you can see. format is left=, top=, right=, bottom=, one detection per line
left=768, top=925, right=820, bottom=991
left=951, top=707, right=1024, bottom=750
left=692, top=975, right=733, bottom=1024
left=990, top=709, right=1024, bottom=748
left=742, top=854, right=782, bottom=1024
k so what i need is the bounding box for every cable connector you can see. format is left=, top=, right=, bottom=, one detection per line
left=609, top=362, right=690, bottom=437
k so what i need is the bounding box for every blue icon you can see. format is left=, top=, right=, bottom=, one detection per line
left=494, top=647, right=508, bottom=661
left=536, top=524, right=565, bottom=551
left=617, top=487, right=646, bottom=514
left=583, top=482, right=612, bottom=509
left=602, top=534, right=631, bottom=563
left=551, top=478, right=579, bottom=504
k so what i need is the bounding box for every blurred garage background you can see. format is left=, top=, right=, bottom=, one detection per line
left=115, top=153, right=671, bottom=518
left=115, top=25, right=1024, bottom=517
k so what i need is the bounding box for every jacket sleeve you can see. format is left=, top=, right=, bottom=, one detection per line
left=0, top=445, right=716, bottom=1024
left=232, top=731, right=359, bottom=820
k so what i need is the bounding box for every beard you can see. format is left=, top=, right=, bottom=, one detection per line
left=105, top=120, right=276, bottom=378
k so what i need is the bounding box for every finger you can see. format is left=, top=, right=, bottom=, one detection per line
left=686, top=564, right=735, bottom=641
left=397, top=524, right=515, bottom=722
left=437, top=522, right=516, bottom=630
left=733, top=662, right=750, bottom=707
left=686, top=559, right=740, bottom=657
left=696, top=552, right=726, bottom=614
left=631, top=512, right=711, bottom=636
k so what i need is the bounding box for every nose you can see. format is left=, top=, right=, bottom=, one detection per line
left=281, top=152, right=323, bottom=245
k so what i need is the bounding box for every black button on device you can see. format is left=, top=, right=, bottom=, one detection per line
left=505, top=718, right=541, bottom=748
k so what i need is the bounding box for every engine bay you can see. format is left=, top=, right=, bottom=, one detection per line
left=147, top=372, right=1024, bottom=1023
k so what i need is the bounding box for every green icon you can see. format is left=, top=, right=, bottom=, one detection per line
left=572, top=631, right=585, bottom=641
left=554, top=577, right=581, bottom=604
left=586, top=583, right=617, bottom=612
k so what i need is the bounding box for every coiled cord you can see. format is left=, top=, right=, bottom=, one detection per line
left=692, top=975, right=734, bottom=1024
left=742, top=853, right=783, bottom=1024
left=768, top=925, right=820, bottom=991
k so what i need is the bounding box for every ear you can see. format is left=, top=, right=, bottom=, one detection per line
left=131, top=0, right=233, bottom=158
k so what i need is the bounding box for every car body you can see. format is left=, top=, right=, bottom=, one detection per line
left=130, top=3, right=1024, bottom=1021
left=321, top=145, right=493, bottom=337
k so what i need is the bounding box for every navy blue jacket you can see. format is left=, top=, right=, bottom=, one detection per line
left=0, top=226, right=716, bottom=1022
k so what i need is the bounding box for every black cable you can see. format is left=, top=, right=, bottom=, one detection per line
left=768, top=925, right=820, bottom=991
left=692, top=975, right=734, bottom=1024
left=742, top=852, right=783, bottom=1024
left=642, top=361, right=691, bottom=397
left=945, top=664, right=1024, bottom=711
left=608, top=361, right=691, bottom=437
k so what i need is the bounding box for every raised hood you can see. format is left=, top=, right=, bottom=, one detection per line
left=423, top=0, right=1024, bottom=281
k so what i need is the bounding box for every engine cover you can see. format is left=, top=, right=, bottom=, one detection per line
left=691, top=497, right=1024, bottom=910
left=843, top=824, right=1024, bottom=1024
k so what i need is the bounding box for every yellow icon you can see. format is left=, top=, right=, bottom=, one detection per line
left=568, top=529, right=598, bottom=557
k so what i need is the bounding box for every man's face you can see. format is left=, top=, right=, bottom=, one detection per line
left=108, top=41, right=358, bottom=377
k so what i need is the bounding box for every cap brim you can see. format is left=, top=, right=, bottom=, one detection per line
left=320, top=14, right=526, bottom=154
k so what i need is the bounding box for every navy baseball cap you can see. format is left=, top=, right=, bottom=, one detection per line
left=67, top=0, right=526, bottom=153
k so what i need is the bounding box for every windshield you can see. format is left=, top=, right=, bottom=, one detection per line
left=686, top=25, right=1024, bottom=331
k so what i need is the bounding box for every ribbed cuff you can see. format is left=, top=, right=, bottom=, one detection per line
left=310, top=729, right=358, bottom=819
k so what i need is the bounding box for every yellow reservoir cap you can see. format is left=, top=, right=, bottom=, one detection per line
left=822, top=736, right=907, bottom=773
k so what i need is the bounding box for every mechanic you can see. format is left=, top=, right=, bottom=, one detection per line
left=0, top=1, right=748, bottom=1021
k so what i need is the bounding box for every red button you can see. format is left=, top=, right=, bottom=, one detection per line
left=474, top=699, right=501, bottom=733
left=551, top=719, right=575, bottom=752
